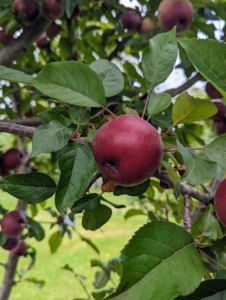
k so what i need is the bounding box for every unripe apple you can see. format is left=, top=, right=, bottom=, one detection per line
left=46, top=22, right=59, bottom=38
left=2, top=236, right=19, bottom=251
left=211, top=100, right=226, bottom=122
left=206, top=82, right=222, bottom=99
left=139, top=17, right=155, bottom=35
left=36, top=35, right=50, bottom=49
left=158, top=0, right=193, bottom=34
left=214, top=178, right=226, bottom=226
left=92, top=115, right=163, bottom=186
left=0, top=29, right=13, bottom=45
left=1, top=210, right=26, bottom=237
left=2, top=148, right=24, bottom=170
left=121, top=11, right=141, bottom=31
left=12, top=240, right=27, bottom=256
left=12, top=0, right=40, bottom=22
left=41, top=0, right=64, bottom=22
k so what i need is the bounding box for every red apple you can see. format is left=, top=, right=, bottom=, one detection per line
left=12, top=240, right=27, bottom=256
left=158, top=0, right=193, bottom=34
left=121, top=11, right=141, bottom=31
left=41, top=0, right=64, bottom=22
left=36, top=35, right=50, bottom=49
left=2, top=148, right=24, bottom=170
left=12, top=0, right=40, bottom=22
left=216, top=121, right=226, bottom=135
left=206, top=82, right=222, bottom=99
left=211, top=99, right=226, bottom=122
left=0, top=29, right=13, bottom=45
left=1, top=210, right=26, bottom=237
left=215, top=178, right=226, bottom=226
left=92, top=114, right=163, bottom=186
left=46, top=22, right=60, bottom=38
left=2, top=236, right=19, bottom=251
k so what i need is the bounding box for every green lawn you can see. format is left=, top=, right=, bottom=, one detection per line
left=0, top=191, right=148, bottom=300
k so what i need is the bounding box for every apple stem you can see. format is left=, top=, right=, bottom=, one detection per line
left=101, top=106, right=117, bottom=118
left=141, top=89, right=152, bottom=119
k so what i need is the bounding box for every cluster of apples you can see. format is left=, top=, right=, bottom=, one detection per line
left=0, top=148, right=25, bottom=177
left=205, top=82, right=226, bottom=135
left=1, top=210, right=27, bottom=256
left=121, top=0, right=194, bottom=35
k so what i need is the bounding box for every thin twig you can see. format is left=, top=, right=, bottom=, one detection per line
left=183, top=193, right=191, bottom=232
left=142, top=89, right=152, bottom=119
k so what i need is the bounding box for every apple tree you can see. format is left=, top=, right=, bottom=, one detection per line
left=0, top=0, right=226, bottom=299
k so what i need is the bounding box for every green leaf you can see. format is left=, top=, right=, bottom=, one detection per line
left=123, top=107, right=139, bottom=116
left=161, top=161, right=179, bottom=185
left=82, top=204, right=112, bottom=231
left=79, top=234, right=100, bottom=255
left=0, top=173, right=56, bottom=204
left=172, top=92, right=217, bottom=124
left=114, top=179, right=150, bottom=196
left=0, top=65, right=33, bottom=84
left=204, top=134, right=226, bottom=169
left=0, top=232, right=7, bottom=246
left=124, top=208, right=147, bottom=220
left=90, top=59, right=124, bottom=97
left=142, top=27, right=178, bottom=90
left=147, top=92, right=171, bottom=116
left=175, top=279, right=226, bottom=300
left=68, top=106, right=90, bottom=125
left=31, top=120, right=72, bottom=157
left=49, top=231, right=62, bottom=254
left=32, top=61, right=106, bottom=107
left=178, top=38, right=226, bottom=97
left=69, top=193, right=101, bottom=216
left=191, top=204, right=218, bottom=247
left=177, top=140, right=217, bottom=185
left=108, top=220, right=204, bottom=300
left=93, top=269, right=110, bottom=289
left=27, top=219, right=45, bottom=241
left=38, top=111, right=71, bottom=126
left=55, top=144, right=97, bottom=213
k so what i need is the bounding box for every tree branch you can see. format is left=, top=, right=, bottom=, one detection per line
left=2, top=118, right=42, bottom=126
left=0, top=16, right=50, bottom=67
left=183, top=193, right=191, bottom=232
left=0, top=122, right=35, bottom=138
left=107, top=36, right=132, bottom=61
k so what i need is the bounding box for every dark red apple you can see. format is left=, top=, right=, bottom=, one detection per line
left=12, top=240, right=27, bottom=256
left=158, top=0, right=193, bottom=34
left=2, top=148, right=24, bottom=170
left=0, top=29, right=13, bottom=45
left=36, top=35, right=50, bottom=49
left=46, top=22, right=60, bottom=38
left=92, top=114, right=163, bottom=186
left=12, top=0, right=40, bottom=22
left=2, top=236, right=19, bottom=250
left=121, top=11, right=141, bottom=31
left=1, top=210, right=26, bottom=237
left=206, top=82, right=222, bottom=99
left=216, top=121, right=226, bottom=135
left=41, top=0, right=64, bottom=22
left=215, top=178, right=226, bottom=226
left=211, top=99, right=226, bottom=122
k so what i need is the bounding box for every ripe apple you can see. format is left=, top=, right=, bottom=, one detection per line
left=2, top=236, right=19, bottom=251
left=216, top=121, right=226, bottom=135
left=92, top=114, right=163, bottom=186
left=206, top=82, right=222, bottom=99
left=139, top=17, right=155, bottom=35
left=12, top=0, right=40, bottom=22
left=46, top=22, right=59, bottom=38
left=0, top=29, right=13, bottom=45
left=1, top=210, right=26, bottom=237
left=158, top=0, right=193, bottom=34
left=36, top=35, right=50, bottom=49
left=214, top=178, right=226, bottom=226
left=2, top=148, right=24, bottom=170
left=12, top=240, right=27, bottom=256
left=41, top=0, right=64, bottom=22
left=211, top=99, right=226, bottom=122
left=121, top=11, right=141, bottom=31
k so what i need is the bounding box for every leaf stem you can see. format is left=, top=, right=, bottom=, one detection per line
left=142, top=89, right=152, bottom=119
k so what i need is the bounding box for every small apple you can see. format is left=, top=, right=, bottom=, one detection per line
left=1, top=210, right=26, bottom=237
left=206, top=82, right=222, bottom=99
left=2, top=148, right=24, bottom=170
left=12, top=0, right=40, bottom=22
left=2, top=236, right=19, bottom=251
left=36, top=35, right=50, bottom=49
left=211, top=99, right=226, bottom=122
left=121, top=11, right=141, bottom=31
left=41, top=0, right=64, bottom=22
left=0, top=29, right=13, bottom=45
left=12, top=240, right=27, bottom=256
left=158, top=0, right=193, bottom=34
left=46, top=22, right=60, bottom=38
left=214, top=178, right=226, bottom=226
left=92, top=114, right=163, bottom=186
left=216, top=121, right=226, bottom=135
left=139, top=17, right=155, bottom=35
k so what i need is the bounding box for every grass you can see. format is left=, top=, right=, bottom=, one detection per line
left=0, top=191, right=148, bottom=300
